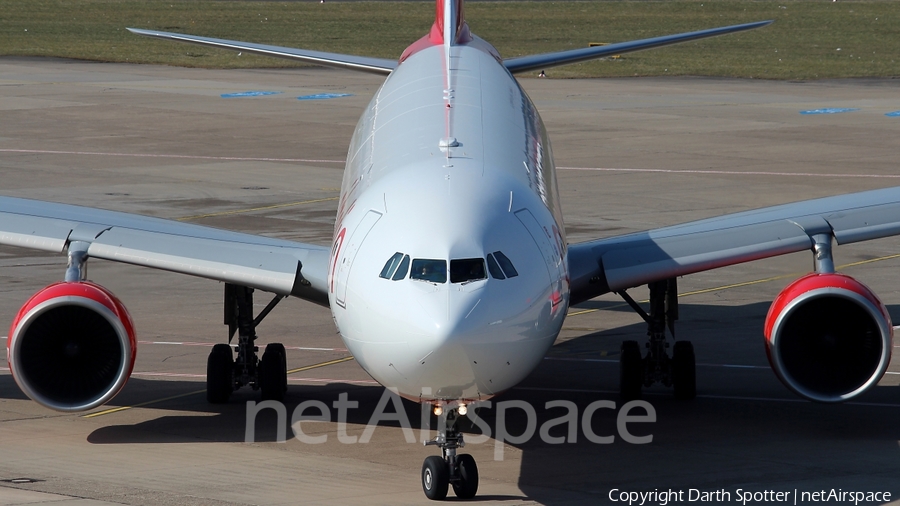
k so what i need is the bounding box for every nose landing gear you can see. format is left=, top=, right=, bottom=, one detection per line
left=422, top=407, right=479, bottom=500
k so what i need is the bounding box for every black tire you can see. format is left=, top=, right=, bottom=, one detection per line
left=207, top=343, right=234, bottom=404
left=422, top=455, right=449, bottom=500
left=259, top=343, right=287, bottom=402
left=672, top=340, right=696, bottom=400
left=620, top=340, right=643, bottom=402
left=452, top=454, right=479, bottom=499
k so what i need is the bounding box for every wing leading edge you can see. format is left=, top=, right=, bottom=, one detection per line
left=568, top=186, right=900, bottom=305
left=503, top=20, right=772, bottom=74
left=127, top=28, right=397, bottom=75
left=0, top=196, right=330, bottom=306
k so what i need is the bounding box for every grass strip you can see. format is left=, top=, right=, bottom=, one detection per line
left=1, top=0, right=898, bottom=79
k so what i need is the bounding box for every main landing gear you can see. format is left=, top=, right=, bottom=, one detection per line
left=616, top=278, right=696, bottom=401
left=207, top=284, right=288, bottom=404
left=422, top=407, right=479, bottom=500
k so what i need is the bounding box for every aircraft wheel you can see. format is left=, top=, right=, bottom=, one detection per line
left=673, top=340, right=696, bottom=400
left=620, top=340, right=643, bottom=402
left=452, top=454, right=479, bottom=499
left=259, top=343, right=287, bottom=402
left=207, top=343, right=234, bottom=404
left=422, top=455, right=449, bottom=500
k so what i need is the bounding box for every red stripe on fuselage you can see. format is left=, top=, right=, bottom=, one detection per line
left=329, top=227, right=347, bottom=293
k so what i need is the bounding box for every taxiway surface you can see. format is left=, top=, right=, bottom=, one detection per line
left=1, top=58, right=900, bottom=505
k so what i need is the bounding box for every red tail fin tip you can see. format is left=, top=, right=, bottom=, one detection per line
left=400, top=0, right=471, bottom=62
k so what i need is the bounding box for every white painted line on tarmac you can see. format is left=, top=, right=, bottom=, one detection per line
left=558, top=166, right=900, bottom=179
left=138, top=341, right=212, bottom=347
left=132, top=372, right=205, bottom=379
left=9, top=149, right=900, bottom=179
left=137, top=340, right=346, bottom=352
left=289, top=377, right=379, bottom=385
left=130, top=371, right=377, bottom=385
left=515, top=386, right=900, bottom=408
left=545, top=357, right=900, bottom=375
left=543, top=356, right=770, bottom=369
left=288, top=347, right=348, bottom=352
left=0, top=148, right=344, bottom=165
left=517, top=386, right=618, bottom=395
left=544, top=357, right=615, bottom=364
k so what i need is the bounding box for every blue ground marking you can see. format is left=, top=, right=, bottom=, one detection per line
left=297, top=93, right=354, bottom=101
left=799, top=108, right=860, bottom=115
left=220, top=91, right=283, bottom=98
left=886, top=111, right=900, bottom=117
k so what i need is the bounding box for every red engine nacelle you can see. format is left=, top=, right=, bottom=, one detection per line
left=7, top=282, right=136, bottom=412
left=765, top=273, right=892, bottom=403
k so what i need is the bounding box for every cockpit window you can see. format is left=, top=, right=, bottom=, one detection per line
left=411, top=259, right=447, bottom=283
left=392, top=255, right=410, bottom=280
left=492, top=251, right=518, bottom=278
left=383, top=254, right=510, bottom=283
left=379, top=253, right=410, bottom=281
left=486, top=254, right=505, bottom=280
left=450, top=258, right=487, bottom=284
left=379, top=252, right=404, bottom=279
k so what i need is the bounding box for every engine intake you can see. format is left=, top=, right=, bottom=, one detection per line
left=7, top=282, right=136, bottom=412
left=765, top=273, right=892, bottom=403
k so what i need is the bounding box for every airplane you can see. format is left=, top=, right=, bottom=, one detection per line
left=2, top=0, right=898, bottom=500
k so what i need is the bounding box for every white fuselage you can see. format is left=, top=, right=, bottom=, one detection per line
left=327, top=39, right=569, bottom=403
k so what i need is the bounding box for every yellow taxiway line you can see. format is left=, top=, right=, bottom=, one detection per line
left=177, top=196, right=338, bottom=221
left=287, top=356, right=355, bottom=374
left=83, top=390, right=205, bottom=419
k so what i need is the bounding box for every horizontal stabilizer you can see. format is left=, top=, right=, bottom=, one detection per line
left=127, top=28, right=397, bottom=75
left=503, top=20, right=772, bottom=74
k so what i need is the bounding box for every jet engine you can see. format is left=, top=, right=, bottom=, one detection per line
left=7, top=282, right=136, bottom=412
left=764, top=273, right=892, bottom=403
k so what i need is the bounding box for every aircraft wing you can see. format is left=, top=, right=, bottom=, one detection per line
left=127, top=28, right=397, bottom=75
left=0, top=196, right=330, bottom=306
left=503, top=20, right=772, bottom=74
left=567, top=186, right=900, bottom=305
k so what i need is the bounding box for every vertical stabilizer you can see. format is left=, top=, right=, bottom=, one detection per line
left=432, top=0, right=471, bottom=45
left=399, top=0, right=473, bottom=62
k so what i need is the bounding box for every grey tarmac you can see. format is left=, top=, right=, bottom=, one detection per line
left=1, top=57, right=900, bottom=505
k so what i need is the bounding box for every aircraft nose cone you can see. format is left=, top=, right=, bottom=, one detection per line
left=401, top=283, right=493, bottom=398
left=342, top=277, right=560, bottom=402
left=410, top=283, right=554, bottom=400
left=411, top=282, right=485, bottom=347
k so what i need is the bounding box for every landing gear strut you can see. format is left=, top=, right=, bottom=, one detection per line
left=206, top=284, right=287, bottom=404
left=616, top=278, right=695, bottom=401
left=422, top=408, right=479, bottom=500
